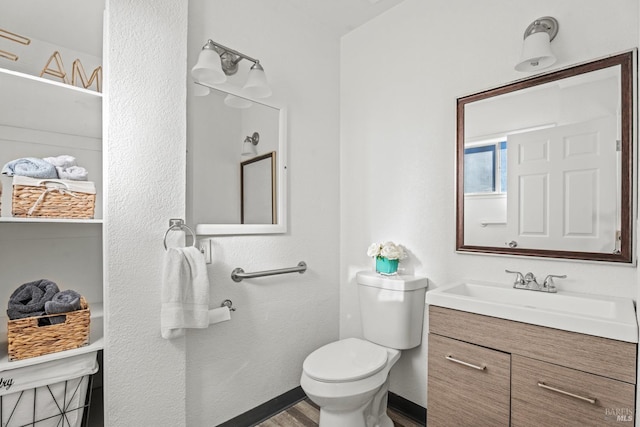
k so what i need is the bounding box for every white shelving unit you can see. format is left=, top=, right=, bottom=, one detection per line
left=0, top=67, right=102, bottom=139
left=0, top=217, right=103, bottom=224
left=0, top=62, right=103, bottom=362
left=0, top=4, right=105, bottom=425
left=0, top=9, right=104, bottom=396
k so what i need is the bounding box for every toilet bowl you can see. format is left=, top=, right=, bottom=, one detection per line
left=300, top=338, right=401, bottom=427
left=300, top=271, right=428, bottom=427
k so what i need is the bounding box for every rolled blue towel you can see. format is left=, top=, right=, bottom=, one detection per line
left=45, top=290, right=82, bottom=325
left=2, top=157, right=58, bottom=179
left=7, top=279, right=60, bottom=320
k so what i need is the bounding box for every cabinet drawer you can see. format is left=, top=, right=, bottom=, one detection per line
left=429, top=306, right=637, bottom=383
left=512, top=355, right=635, bottom=426
left=427, top=334, right=510, bottom=427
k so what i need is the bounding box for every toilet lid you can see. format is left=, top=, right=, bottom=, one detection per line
left=303, top=338, right=388, bottom=383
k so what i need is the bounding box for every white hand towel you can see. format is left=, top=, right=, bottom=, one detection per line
left=161, top=246, right=210, bottom=339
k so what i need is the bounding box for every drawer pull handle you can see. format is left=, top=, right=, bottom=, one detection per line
left=445, top=355, right=486, bottom=371
left=537, top=382, right=596, bottom=405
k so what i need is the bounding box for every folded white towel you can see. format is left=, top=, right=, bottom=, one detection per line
left=56, top=165, right=88, bottom=181
left=161, top=246, right=210, bottom=339
left=43, top=156, right=88, bottom=180
left=43, top=155, right=76, bottom=168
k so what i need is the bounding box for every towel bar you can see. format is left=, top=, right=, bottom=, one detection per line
left=231, top=261, right=307, bottom=282
left=163, top=219, right=197, bottom=250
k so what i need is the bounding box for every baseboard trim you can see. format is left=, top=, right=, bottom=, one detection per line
left=217, top=387, right=426, bottom=427
left=218, top=386, right=306, bottom=427
left=388, top=391, right=427, bottom=424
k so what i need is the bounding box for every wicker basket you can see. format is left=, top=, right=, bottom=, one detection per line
left=7, top=297, right=90, bottom=361
left=12, top=177, right=95, bottom=219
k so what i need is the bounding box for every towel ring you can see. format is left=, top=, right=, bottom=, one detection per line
left=163, top=220, right=197, bottom=250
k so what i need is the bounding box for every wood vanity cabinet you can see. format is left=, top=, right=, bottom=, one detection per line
left=427, top=306, right=637, bottom=426
left=428, top=333, right=510, bottom=426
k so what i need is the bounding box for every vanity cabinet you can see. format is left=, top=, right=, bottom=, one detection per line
left=428, top=334, right=510, bottom=426
left=427, top=306, right=637, bottom=426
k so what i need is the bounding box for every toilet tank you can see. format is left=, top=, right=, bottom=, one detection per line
left=356, top=271, right=428, bottom=350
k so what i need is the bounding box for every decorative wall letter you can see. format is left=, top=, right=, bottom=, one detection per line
left=40, top=51, right=68, bottom=84
left=0, top=50, right=18, bottom=61
left=0, top=28, right=31, bottom=62
left=72, top=59, right=102, bottom=93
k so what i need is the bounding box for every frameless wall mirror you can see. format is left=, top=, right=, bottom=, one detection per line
left=188, top=85, right=287, bottom=235
left=456, top=51, right=634, bottom=263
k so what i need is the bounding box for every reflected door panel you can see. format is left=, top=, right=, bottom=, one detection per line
left=506, top=117, right=617, bottom=252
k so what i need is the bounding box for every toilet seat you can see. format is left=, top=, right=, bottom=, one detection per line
left=303, top=338, right=388, bottom=383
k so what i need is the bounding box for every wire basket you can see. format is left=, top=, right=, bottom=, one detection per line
left=0, top=351, right=98, bottom=426
left=7, top=298, right=90, bottom=361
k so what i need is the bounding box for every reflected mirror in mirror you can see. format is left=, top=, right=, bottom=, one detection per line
left=188, top=85, right=286, bottom=235
left=241, top=152, right=276, bottom=224
left=456, top=51, right=633, bottom=263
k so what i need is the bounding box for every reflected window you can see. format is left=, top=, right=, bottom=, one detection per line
left=464, top=141, right=507, bottom=194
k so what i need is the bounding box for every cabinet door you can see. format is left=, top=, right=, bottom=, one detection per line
left=512, top=355, right=635, bottom=426
left=427, top=333, right=510, bottom=426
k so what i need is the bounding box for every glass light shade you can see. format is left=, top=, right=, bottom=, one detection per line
left=515, top=32, right=556, bottom=72
left=224, top=94, right=253, bottom=108
left=191, top=48, right=226, bottom=84
left=193, top=83, right=210, bottom=97
left=242, top=63, right=272, bottom=98
left=242, top=140, right=257, bottom=156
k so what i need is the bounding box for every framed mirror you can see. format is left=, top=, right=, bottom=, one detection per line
left=241, top=151, right=276, bottom=224
left=456, top=51, right=634, bottom=263
left=188, top=84, right=287, bottom=235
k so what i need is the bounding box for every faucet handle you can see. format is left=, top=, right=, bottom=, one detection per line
left=543, top=274, right=567, bottom=292
left=505, top=269, right=525, bottom=286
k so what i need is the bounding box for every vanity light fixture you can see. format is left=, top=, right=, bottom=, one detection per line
left=192, top=82, right=210, bottom=97
left=515, top=16, right=559, bottom=72
left=242, top=132, right=260, bottom=156
left=191, top=39, right=272, bottom=100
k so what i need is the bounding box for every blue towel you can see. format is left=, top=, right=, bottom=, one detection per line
left=2, top=157, right=58, bottom=179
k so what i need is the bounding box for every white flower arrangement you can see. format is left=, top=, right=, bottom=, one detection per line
left=367, top=241, right=406, bottom=260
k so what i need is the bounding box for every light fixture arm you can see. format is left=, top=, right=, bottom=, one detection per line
left=522, top=16, right=558, bottom=41
left=201, top=39, right=260, bottom=76
left=244, top=132, right=260, bottom=146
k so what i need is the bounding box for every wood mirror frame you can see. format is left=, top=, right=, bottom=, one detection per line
left=456, top=51, right=634, bottom=263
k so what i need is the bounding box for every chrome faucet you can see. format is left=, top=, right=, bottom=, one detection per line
left=505, top=270, right=565, bottom=293
left=541, top=274, right=567, bottom=293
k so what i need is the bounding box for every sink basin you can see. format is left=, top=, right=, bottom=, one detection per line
left=426, top=280, right=638, bottom=343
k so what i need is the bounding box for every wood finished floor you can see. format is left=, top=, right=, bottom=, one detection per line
left=255, top=399, right=424, bottom=427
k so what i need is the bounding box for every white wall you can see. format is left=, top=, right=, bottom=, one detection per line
left=341, top=0, right=638, bottom=407
left=185, top=1, right=341, bottom=425
left=103, top=0, right=189, bottom=425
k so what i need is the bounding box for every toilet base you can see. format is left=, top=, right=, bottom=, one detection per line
left=315, top=378, right=392, bottom=427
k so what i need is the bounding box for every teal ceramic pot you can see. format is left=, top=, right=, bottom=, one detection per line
left=375, top=256, right=399, bottom=275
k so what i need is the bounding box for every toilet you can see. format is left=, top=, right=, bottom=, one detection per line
left=300, top=271, right=428, bottom=427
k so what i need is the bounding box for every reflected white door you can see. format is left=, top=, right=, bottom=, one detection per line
left=506, top=117, right=618, bottom=252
